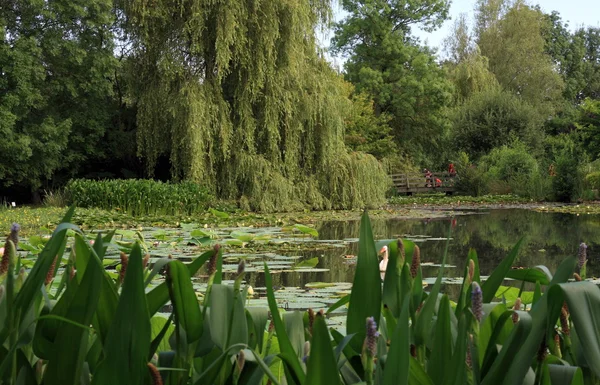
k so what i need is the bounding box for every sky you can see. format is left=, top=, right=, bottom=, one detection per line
left=324, top=0, right=600, bottom=66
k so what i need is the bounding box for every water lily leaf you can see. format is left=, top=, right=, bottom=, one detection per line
left=225, top=239, right=245, bottom=246
left=151, top=231, right=168, bottom=241
left=190, top=229, right=210, bottom=238
left=305, top=282, right=336, bottom=289
left=230, top=231, right=255, bottom=242
left=293, top=224, right=319, bottom=237
left=209, top=208, right=230, bottom=219
left=292, top=257, right=319, bottom=269
left=494, top=286, right=534, bottom=306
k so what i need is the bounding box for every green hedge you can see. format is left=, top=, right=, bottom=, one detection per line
left=65, top=179, right=214, bottom=216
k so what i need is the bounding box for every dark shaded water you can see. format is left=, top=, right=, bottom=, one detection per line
left=246, top=209, right=600, bottom=289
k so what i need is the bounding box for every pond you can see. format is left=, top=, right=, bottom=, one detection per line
left=25, top=208, right=600, bottom=321
left=238, top=209, right=600, bottom=286
left=225, top=208, right=600, bottom=315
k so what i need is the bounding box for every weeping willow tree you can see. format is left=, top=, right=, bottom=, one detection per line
left=123, top=0, right=389, bottom=211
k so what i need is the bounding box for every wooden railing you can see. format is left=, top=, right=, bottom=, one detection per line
left=389, top=172, right=456, bottom=195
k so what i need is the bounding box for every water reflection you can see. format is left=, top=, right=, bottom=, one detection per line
left=241, top=209, right=600, bottom=290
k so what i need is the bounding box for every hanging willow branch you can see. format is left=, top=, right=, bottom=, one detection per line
left=125, top=0, right=388, bottom=211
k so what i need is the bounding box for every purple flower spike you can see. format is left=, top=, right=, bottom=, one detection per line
left=366, top=317, right=379, bottom=356
left=471, top=282, right=484, bottom=322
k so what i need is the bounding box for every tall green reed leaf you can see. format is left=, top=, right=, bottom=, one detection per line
left=383, top=294, right=411, bottom=385
left=43, top=242, right=102, bottom=385
left=430, top=295, right=453, bottom=385
left=92, top=243, right=151, bottom=385
left=347, top=211, right=381, bottom=351
left=167, top=260, right=203, bottom=343
left=264, top=263, right=305, bottom=385
left=305, top=313, right=342, bottom=385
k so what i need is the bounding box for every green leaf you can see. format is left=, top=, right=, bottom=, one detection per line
left=12, top=222, right=77, bottom=324
left=482, top=238, right=524, bottom=303
left=92, top=244, right=152, bottom=385
left=246, top=308, right=268, bottom=353
left=546, top=365, right=583, bottom=385
left=190, top=229, right=211, bottom=238
left=230, top=231, right=255, bottom=242
left=264, top=263, right=305, bottom=385
left=293, top=224, right=319, bottom=237
left=326, top=294, right=349, bottom=314
left=549, top=282, right=600, bottom=378
left=414, top=225, right=450, bottom=348
left=146, top=248, right=215, bottom=316
left=445, top=312, right=469, bottom=385
left=456, top=249, right=479, bottom=316
left=383, top=295, right=410, bottom=385
left=409, top=356, right=435, bottom=385
left=347, top=211, right=381, bottom=350
left=283, top=312, right=305, bottom=360
left=209, top=284, right=247, bottom=349
left=168, top=260, right=203, bottom=343
left=42, top=245, right=103, bottom=385
left=505, top=268, right=550, bottom=285
left=305, top=313, right=342, bottom=385
left=382, top=239, right=415, bottom=318
left=429, top=295, right=453, bottom=385
left=494, top=259, right=576, bottom=385
left=494, top=286, right=534, bottom=306
left=150, top=315, right=175, bottom=354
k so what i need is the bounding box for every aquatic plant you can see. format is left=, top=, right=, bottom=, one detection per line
left=65, top=179, right=214, bottom=216
left=1, top=208, right=600, bottom=385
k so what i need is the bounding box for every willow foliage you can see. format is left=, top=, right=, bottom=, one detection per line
left=124, top=0, right=387, bottom=211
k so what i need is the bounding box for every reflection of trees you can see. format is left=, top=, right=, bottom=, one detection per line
left=319, top=210, right=600, bottom=279
left=239, top=209, right=600, bottom=289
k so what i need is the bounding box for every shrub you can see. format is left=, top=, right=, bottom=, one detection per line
left=65, top=179, right=215, bottom=216
left=454, top=152, right=489, bottom=196
left=552, top=148, right=584, bottom=202
left=585, top=171, right=600, bottom=190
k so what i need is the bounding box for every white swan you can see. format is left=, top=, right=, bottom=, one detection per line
left=379, top=245, right=389, bottom=272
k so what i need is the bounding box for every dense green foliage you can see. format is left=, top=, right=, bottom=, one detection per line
left=2, top=209, right=600, bottom=384
left=4, top=0, right=600, bottom=208
left=65, top=179, right=214, bottom=216
left=122, top=0, right=388, bottom=211
left=333, top=0, right=453, bottom=165
left=0, top=0, right=123, bottom=192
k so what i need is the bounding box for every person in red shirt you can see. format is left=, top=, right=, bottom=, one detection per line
left=448, top=163, right=456, bottom=176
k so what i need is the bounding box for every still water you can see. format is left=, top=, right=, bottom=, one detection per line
left=245, top=209, right=600, bottom=290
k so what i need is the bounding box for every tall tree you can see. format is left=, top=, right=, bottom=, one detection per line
left=125, top=0, right=388, bottom=211
left=0, top=0, right=117, bottom=193
left=443, top=13, right=499, bottom=102
left=332, top=0, right=453, bottom=165
left=475, top=0, right=564, bottom=112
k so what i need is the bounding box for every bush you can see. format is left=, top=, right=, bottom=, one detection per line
left=585, top=171, right=600, bottom=190
left=454, top=152, right=489, bottom=196
left=552, top=152, right=582, bottom=202
left=65, top=179, right=215, bottom=216
left=479, top=142, right=550, bottom=200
